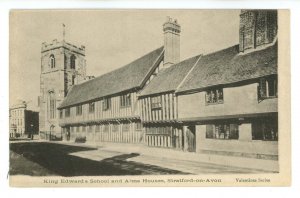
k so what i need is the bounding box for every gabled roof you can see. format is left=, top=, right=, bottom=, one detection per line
left=139, top=54, right=201, bottom=97
left=59, top=46, right=164, bottom=109
left=177, top=42, right=277, bottom=94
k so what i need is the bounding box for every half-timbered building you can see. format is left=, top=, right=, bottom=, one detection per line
left=138, top=55, right=201, bottom=150
left=58, top=46, right=164, bottom=143
left=58, top=17, right=181, bottom=144
left=137, top=10, right=278, bottom=159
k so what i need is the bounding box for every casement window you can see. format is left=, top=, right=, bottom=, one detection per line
left=151, top=96, right=162, bottom=109
left=205, top=88, right=224, bottom=105
left=135, top=122, right=142, bottom=131
left=89, top=102, right=95, bottom=113
left=103, top=98, right=111, bottom=111
left=206, top=124, right=239, bottom=140
left=76, top=126, right=80, bottom=133
left=112, top=124, right=119, bottom=132
left=59, top=110, right=63, bottom=118
left=123, top=123, right=130, bottom=132
left=252, top=117, right=278, bottom=141
left=76, top=105, right=82, bottom=116
left=49, top=54, right=55, bottom=68
left=146, top=126, right=172, bottom=135
left=82, top=126, right=86, bottom=132
left=65, top=108, right=70, bottom=117
left=258, top=76, right=278, bottom=100
left=120, top=94, right=131, bottom=107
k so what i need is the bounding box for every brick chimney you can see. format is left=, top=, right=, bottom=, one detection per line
left=239, top=10, right=277, bottom=53
left=163, top=16, right=181, bottom=68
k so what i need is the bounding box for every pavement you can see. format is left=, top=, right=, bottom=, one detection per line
left=53, top=140, right=279, bottom=173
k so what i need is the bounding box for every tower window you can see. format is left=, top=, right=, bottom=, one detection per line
left=64, top=54, right=67, bottom=69
left=50, top=54, right=55, bottom=68
left=70, top=55, right=76, bottom=69
left=72, top=75, right=76, bottom=85
left=49, top=92, right=56, bottom=119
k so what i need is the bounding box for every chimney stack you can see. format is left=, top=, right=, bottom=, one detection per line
left=163, top=16, right=181, bottom=68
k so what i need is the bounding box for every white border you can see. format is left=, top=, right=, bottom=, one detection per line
left=1, top=0, right=299, bottom=197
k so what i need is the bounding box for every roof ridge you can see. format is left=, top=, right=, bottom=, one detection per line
left=202, top=44, right=239, bottom=57
left=175, top=54, right=202, bottom=92
left=138, top=46, right=164, bottom=87
left=75, top=46, right=164, bottom=87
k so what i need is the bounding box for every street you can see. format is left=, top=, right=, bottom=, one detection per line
left=10, top=141, right=263, bottom=176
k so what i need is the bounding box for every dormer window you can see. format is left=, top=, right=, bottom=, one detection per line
left=49, top=54, right=55, bottom=68
left=70, top=55, right=76, bottom=69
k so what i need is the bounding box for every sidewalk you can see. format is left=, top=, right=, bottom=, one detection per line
left=56, top=141, right=279, bottom=173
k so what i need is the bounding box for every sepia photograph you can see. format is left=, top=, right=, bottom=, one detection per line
left=8, top=9, right=290, bottom=187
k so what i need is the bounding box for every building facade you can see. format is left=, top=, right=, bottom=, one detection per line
left=9, top=100, right=39, bottom=138
left=56, top=10, right=278, bottom=160
left=138, top=9, right=278, bottom=159
left=138, top=55, right=201, bottom=150
left=57, top=17, right=181, bottom=144
left=174, top=10, right=278, bottom=159
left=39, top=39, right=87, bottom=138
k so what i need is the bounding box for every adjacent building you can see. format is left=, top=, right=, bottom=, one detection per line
left=9, top=100, right=39, bottom=138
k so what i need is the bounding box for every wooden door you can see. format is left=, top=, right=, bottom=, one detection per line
left=186, top=126, right=196, bottom=152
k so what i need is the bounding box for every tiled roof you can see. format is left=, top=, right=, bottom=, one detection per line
left=139, top=55, right=201, bottom=97
left=59, top=46, right=164, bottom=109
left=177, top=42, right=277, bottom=93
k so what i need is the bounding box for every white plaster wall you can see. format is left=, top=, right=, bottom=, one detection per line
left=178, top=83, right=278, bottom=119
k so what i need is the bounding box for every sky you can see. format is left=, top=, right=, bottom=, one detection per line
left=9, top=9, right=240, bottom=111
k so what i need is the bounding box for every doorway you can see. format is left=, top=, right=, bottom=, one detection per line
left=186, top=125, right=196, bottom=152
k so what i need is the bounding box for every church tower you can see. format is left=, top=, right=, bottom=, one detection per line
left=39, top=31, right=86, bottom=137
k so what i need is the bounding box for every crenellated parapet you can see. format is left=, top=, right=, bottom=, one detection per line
left=41, top=39, right=85, bottom=55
